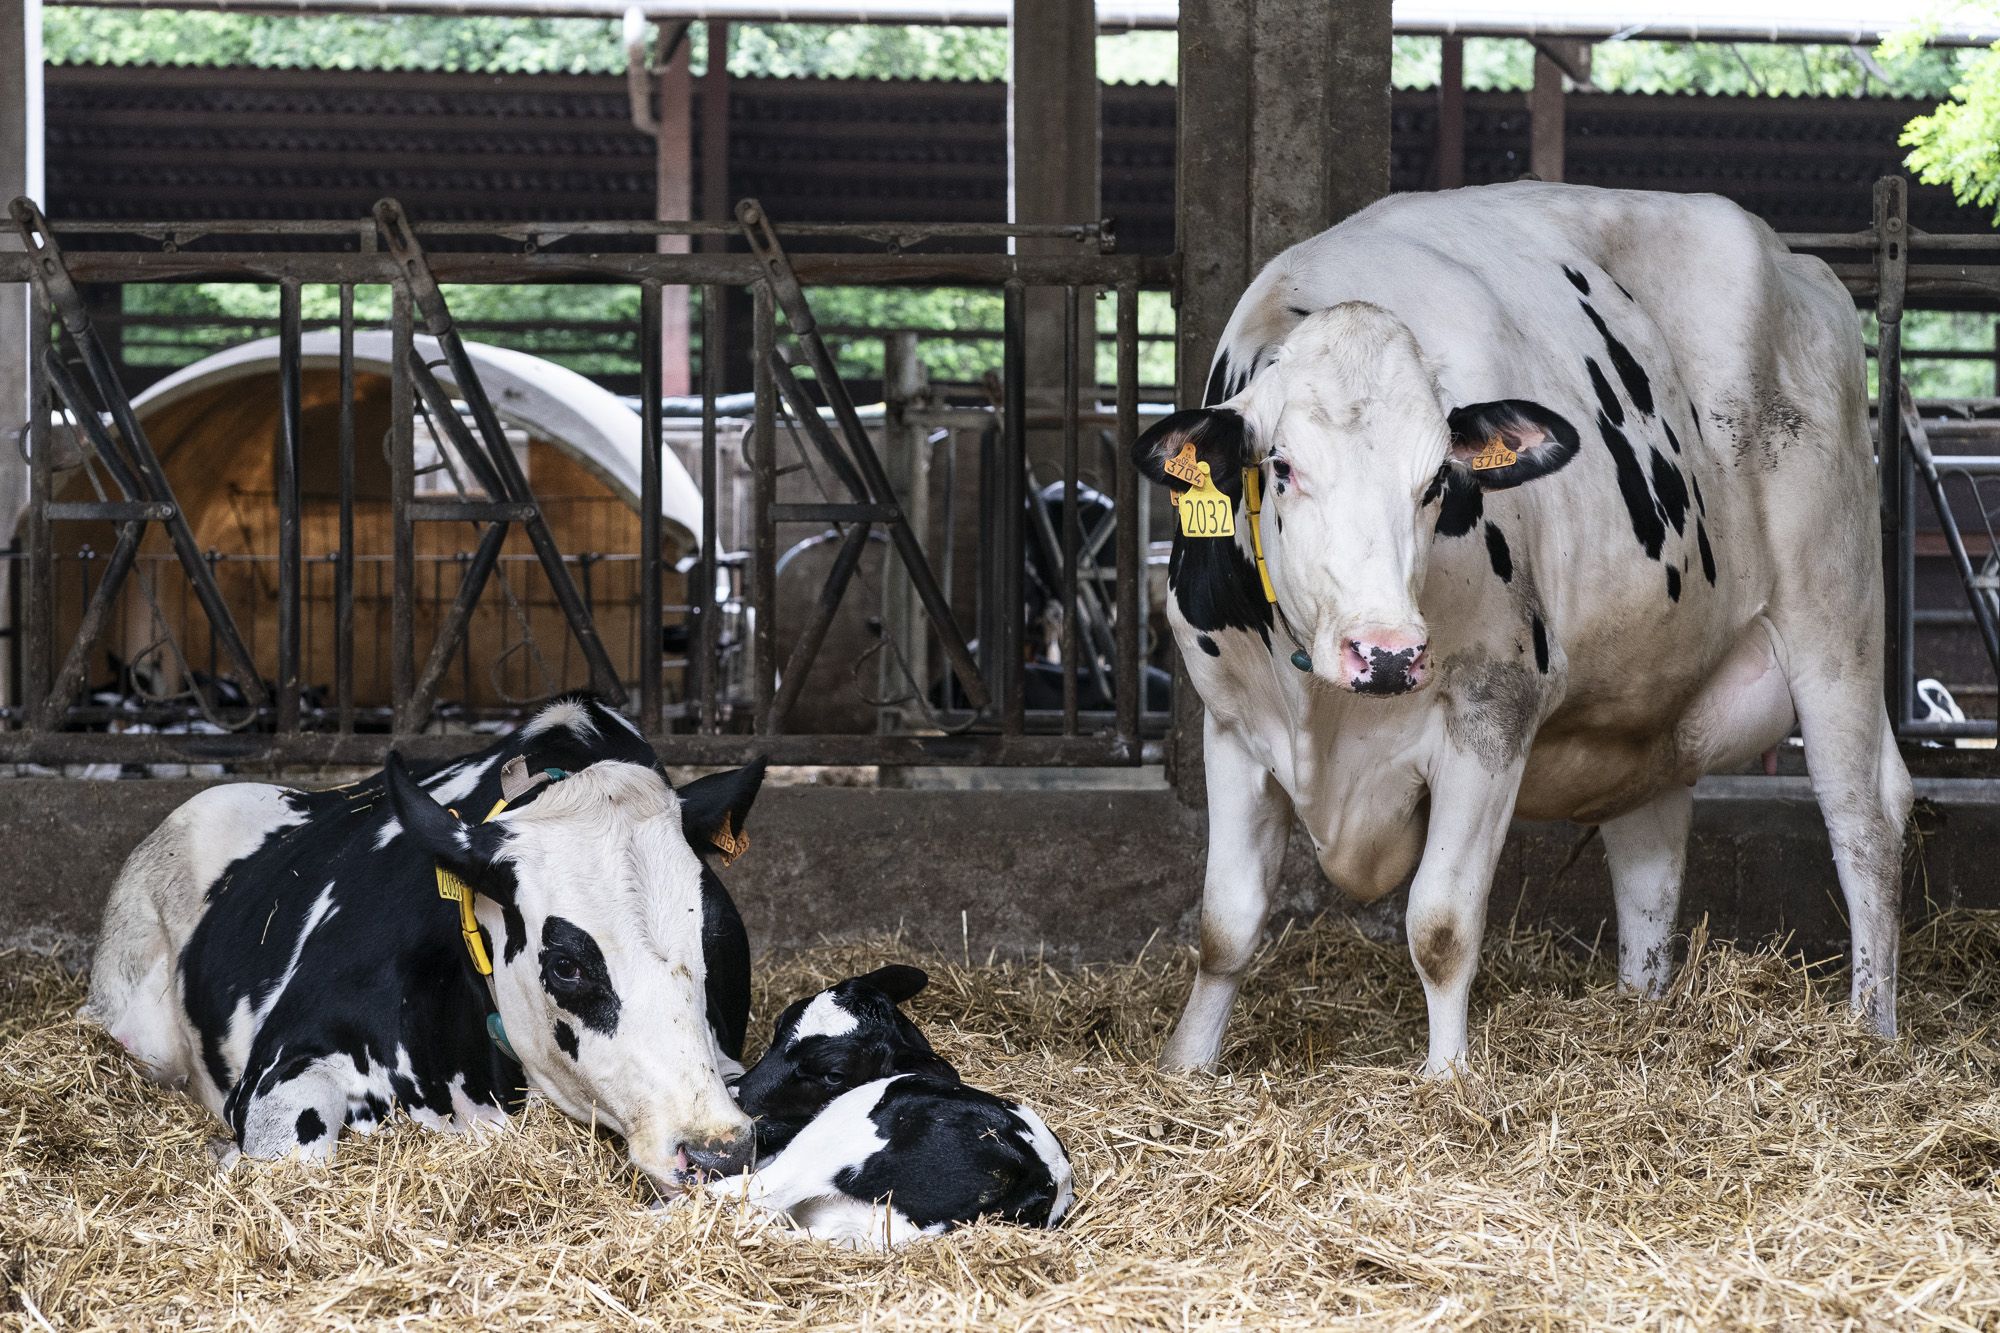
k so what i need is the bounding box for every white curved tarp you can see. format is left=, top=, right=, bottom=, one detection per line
left=132, top=330, right=706, bottom=549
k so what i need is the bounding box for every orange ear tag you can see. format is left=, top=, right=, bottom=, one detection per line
left=1162, top=441, right=1204, bottom=487
left=711, top=813, right=750, bottom=867
left=1468, top=436, right=1518, bottom=471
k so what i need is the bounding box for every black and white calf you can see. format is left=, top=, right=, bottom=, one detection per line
left=86, top=697, right=764, bottom=1184
left=692, top=968, right=1073, bottom=1249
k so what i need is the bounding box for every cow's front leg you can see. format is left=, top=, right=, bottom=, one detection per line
left=235, top=1059, right=350, bottom=1164
left=1162, top=715, right=1293, bottom=1071
left=1405, top=755, right=1523, bottom=1077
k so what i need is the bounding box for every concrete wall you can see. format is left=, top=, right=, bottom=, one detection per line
left=8, top=775, right=1991, bottom=969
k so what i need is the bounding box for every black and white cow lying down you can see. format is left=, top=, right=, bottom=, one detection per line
left=85, top=697, right=765, bottom=1184
left=1140, top=182, right=1913, bottom=1075
left=685, top=966, right=1074, bottom=1249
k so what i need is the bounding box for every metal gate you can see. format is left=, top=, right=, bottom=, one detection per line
left=0, top=199, right=1173, bottom=768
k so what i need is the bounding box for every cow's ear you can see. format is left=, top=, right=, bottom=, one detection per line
left=855, top=964, right=928, bottom=1005
left=385, top=752, right=511, bottom=897
left=679, top=758, right=767, bottom=860
left=1447, top=400, right=1582, bottom=491
left=1133, top=407, right=1251, bottom=495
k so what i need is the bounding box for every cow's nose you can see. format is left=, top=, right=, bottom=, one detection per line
left=1339, top=627, right=1429, bottom=695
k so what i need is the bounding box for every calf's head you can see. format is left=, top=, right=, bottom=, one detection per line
left=387, top=752, right=763, bottom=1185
left=1135, top=302, right=1580, bottom=695
left=712, top=964, right=956, bottom=1167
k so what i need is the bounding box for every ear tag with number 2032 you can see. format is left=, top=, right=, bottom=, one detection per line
left=1168, top=443, right=1235, bottom=539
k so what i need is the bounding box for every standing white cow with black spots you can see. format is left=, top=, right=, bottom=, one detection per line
left=1138, top=181, right=1911, bottom=1075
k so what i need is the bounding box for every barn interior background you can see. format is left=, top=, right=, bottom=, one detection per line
left=0, top=0, right=1998, bottom=962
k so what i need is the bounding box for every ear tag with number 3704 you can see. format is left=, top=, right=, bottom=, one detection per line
left=1170, top=449, right=1235, bottom=540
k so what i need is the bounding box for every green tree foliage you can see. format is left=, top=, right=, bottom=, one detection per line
left=1887, top=12, right=2000, bottom=223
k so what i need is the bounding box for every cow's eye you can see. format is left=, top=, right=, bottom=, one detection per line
left=547, top=955, right=583, bottom=988
left=814, top=1068, right=846, bottom=1088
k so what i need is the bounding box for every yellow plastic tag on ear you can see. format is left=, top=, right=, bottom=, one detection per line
left=1468, top=436, right=1518, bottom=471
left=1174, top=461, right=1236, bottom=539
left=712, top=813, right=749, bottom=867
left=436, top=867, right=494, bottom=976
left=1162, top=441, right=1204, bottom=488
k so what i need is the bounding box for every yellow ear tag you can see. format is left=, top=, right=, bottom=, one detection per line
left=434, top=799, right=506, bottom=977
left=711, top=813, right=750, bottom=867
left=436, top=868, right=493, bottom=977
left=1174, top=461, right=1236, bottom=539
left=1162, top=441, right=1204, bottom=487
left=1468, top=436, right=1518, bottom=471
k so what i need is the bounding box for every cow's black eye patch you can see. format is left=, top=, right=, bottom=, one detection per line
left=540, top=916, right=621, bottom=1036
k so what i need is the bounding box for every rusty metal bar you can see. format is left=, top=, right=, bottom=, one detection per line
left=336, top=283, right=356, bottom=734
left=773, top=502, right=901, bottom=523
left=0, top=249, right=1174, bottom=295
left=1114, top=280, right=1141, bottom=759
left=35, top=521, right=143, bottom=730
left=21, top=292, right=51, bottom=725
left=276, top=279, right=303, bottom=732
left=639, top=279, right=664, bottom=733
left=409, top=522, right=510, bottom=718
left=376, top=198, right=627, bottom=706
left=1875, top=176, right=1911, bottom=728
left=701, top=281, right=723, bottom=734
left=390, top=283, right=417, bottom=732
left=768, top=351, right=867, bottom=502
left=766, top=514, right=863, bottom=733
left=1000, top=279, right=1026, bottom=734
left=1061, top=283, right=1081, bottom=736
left=10, top=198, right=270, bottom=713
left=45, top=501, right=174, bottom=522
left=739, top=198, right=988, bottom=711
left=410, top=500, right=537, bottom=523
left=751, top=280, right=777, bottom=734
left=0, top=727, right=1156, bottom=769
left=41, top=352, right=147, bottom=503
left=1904, top=388, right=2000, bottom=684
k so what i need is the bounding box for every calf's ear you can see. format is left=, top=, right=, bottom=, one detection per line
left=385, top=752, right=511, bottom=896
left=1446, top=400, right=1581, bottom=491
left=1132, top=407, right=1251, bottom=495
left=679, top=757, right=768, bottom=860
left=855, top=964, right=929, bottom=1005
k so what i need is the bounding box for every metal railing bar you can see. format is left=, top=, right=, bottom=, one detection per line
left=639, top=279, right=664, bottom=734
left=276, top=279, right=303, bottom=734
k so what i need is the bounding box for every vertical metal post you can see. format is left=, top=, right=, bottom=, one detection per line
left=880, top=330, right=928, bottom=733
left=22, top=294, right=47, bottom=725
left=639, top=279, right=664, bottom=733
left=1874, top=175, right=1910, bottom=729
left=336, top=283, right=355, bottom=733
left=390, top=284, right=416, bottom=733
left=276, top=280, right=302, bottom=732
left=700, top=282, right=722, bottom=733
left=1437, top=37, right=1465, bottom=190
left=1114, top=281, right=1141, bottom=759
left=1000, top=279, right=1027, bottom=735
left=751, top=280, right=777, bottom=733
left=1060, top=284, right=1080, bottom=735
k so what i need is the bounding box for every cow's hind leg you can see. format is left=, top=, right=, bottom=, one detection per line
left=1782, top=651, right=1913, bottom=1037
left=1600, top=785, right=1693, bottom=997
left=1160, top=717, right=1292, bottom=1071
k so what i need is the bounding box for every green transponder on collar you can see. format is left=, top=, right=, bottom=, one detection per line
left=486, top=1012, right=518, bottom=1062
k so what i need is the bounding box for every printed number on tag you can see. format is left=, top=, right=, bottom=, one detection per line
left=1176, top=489, right=1236, bottom=539
left=1163, top=442, right=1204, bottom=487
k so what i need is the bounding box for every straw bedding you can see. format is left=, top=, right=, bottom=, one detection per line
left=6, top=913, right=2000, bottom=1331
